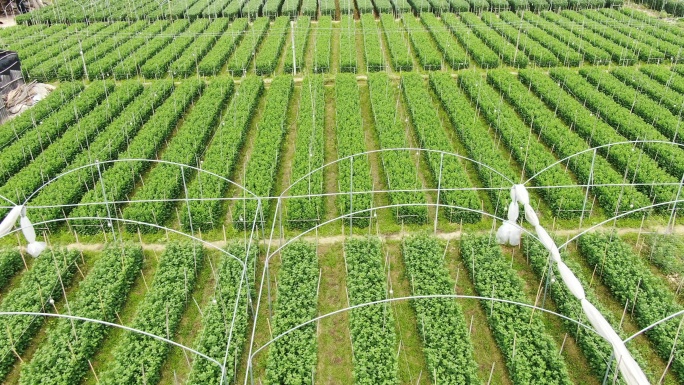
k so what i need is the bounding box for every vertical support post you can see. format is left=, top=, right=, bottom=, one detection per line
left=434, top=152, right=444, bottom=233
left=96, top=160, right=116, bottom=242
left=541, top=258, right=553, bottom=309
left=291, top=20, right=297, bottom=75
left=580, top=148, right=596, bottom=230
left=668, top=172, right=684, bottom=233
left=266, top=262, right=272, bottom=320
left=349, top=156, right=353, bottom=235
left=602, top=353, right=614, bottom=385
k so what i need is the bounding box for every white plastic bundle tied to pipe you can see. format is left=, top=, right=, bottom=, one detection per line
left=0, top=205, right=46, bottom=257
left=496, top=184, right=649, bottom=385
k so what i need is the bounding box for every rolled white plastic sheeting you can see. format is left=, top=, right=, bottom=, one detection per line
left=0, top=205, right=46, bottom=257
left=497, top=184, right=649, bottom=385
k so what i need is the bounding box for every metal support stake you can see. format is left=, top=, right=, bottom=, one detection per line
left=434, top=152, right=444, bottom=233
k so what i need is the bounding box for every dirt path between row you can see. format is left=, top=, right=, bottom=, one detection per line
left=44, top=223, right=684, bottom=254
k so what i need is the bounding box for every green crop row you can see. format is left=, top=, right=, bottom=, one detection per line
left=141, top=19, right=211, bottom=78
left=228, top=17, right=270, bottom=75
left=23, top=23, right=110, bottom=80
left=282, top=0, right=300, bottom=16
left=381, top=14, right=413, bottom=71
left=0, top=249, right=79, bottom=381
left=402, top=235, right=481, bottom=384
left=368, top=73, right=428, bottom=224
left=602, top=8, right=684, bottom=53
left=422, top=13, right=468, bottom=70
left=263, top=0, right=284, bottom=16
left=98, top=242, right=203, bottom=385
left=112, top=20, right=190, bottom=79
left=403, top=14, right=442, bottom=70
left=361, top=14, right=385, bottom=72
left=460, top=72, right=586, bottom=219
left=0, top=82, right=141, bottom=206
left=482, top=12, right=558, bottom=67
left=123, top=78, right=234, bottom=233
left=642, top=234, right=684, bottom=277
left=461, top=236, right=572, bottom=385
left=186, top=0, right=216, bottom=18
left=577, top=233, right=684, bottom=382
left=13, top=24, right=76, bottom=59
left=70, top=80, right=202, bottom=234
left=242, top=0, right=265, bottom=18
left=581, top=9, right=681, bottom=61
left=556, top=10, right=645, bottom=63
left=171, top=18, right=230, bottom=77
left=394, top=0, right=414, bottom=12
left=0, top=249, right=22, bottom=291
left=340, top=15, right=358, bottom=73
left=345, top=238, right=398, bottom=384
left=489, top=70, right=654, bottom=216
left=284, top=16, right=312, bottom=74
left=541, top=11, right=634, bottom=64
left=357, top=0, right=375, bottom=13
left=401, top=73, right=480, bottom=223
left=0, top=81, right=112, bottom=186
left=313, top=16, right=333, bottom=73
left=223, top=0, right=248, bottom=19
left=375, top=0, right=395, bottom=13
left=518, top=69, right=678, bottom=213
left=198, top=18, right=249, bottom=76
left=301, top=0, right=318, bottom=15
left=639, top=65, right=684, bottom=95
left=335, top=74, right=373, bottom=227
left=182, top=77, right=263, bottom=231
left=550, top=68, right=684, bottom=180
left=522, top=12, right=610, bottom=65
left=87, top=20, right=170, bottom=79
left=58, top=21, right=148, bottom=80
left=287, top=75, right=326, bottom=229
left=19, top=244, right=143, bottom=385
left=584, top=67, right=684, bottom=142
left=203, top=0, right=233, bottom=16
left=0, top=82, right=83, bottom=150
left=265, top=242, right=319, bottom=384
left=611, top=66, right=684, bottom=119
left=255, top=16, right=290, bottom=75
left=460, top=12, right=528, bottom=68
left=320, top=0, right=336, bottom=15
left=430, top=72, right=517, bottom=218
left=188, top=244, right=256, bottom=385
left=28, top=81, right=174, bottom=228
left=442, top=13, right=499, bottom=68
left=522, top=237, right=651, bottom=383
left=234, top=76, right=293, bottom=229
left=498, top=11, right=582, bottom=66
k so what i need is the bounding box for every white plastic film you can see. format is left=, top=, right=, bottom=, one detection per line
left=514, top=184, right=530, bottom=206
left=581, top=300, right=648, bottom=384
left=26, top=241, right=46, bottom=258
left=581, top=299, right=619, bottom=344
left=556, top=261, right=585, bottom=300
left=20, top=215, right=36, bottom=243
left=0, top=205, right=23, bottom=236
left=535, top=226, right=556, bottom=252
left=496, top=221, right=522, bottom=246
left=612, top=341, right=650, bottom=385
left=524, top=204, right=539, bottom=227
left=507, top=201, right=519, bottom=222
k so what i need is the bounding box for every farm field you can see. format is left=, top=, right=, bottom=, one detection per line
left=5, top=8, right=684, bottom=81
left=3, top=3, right=684, bottom=385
